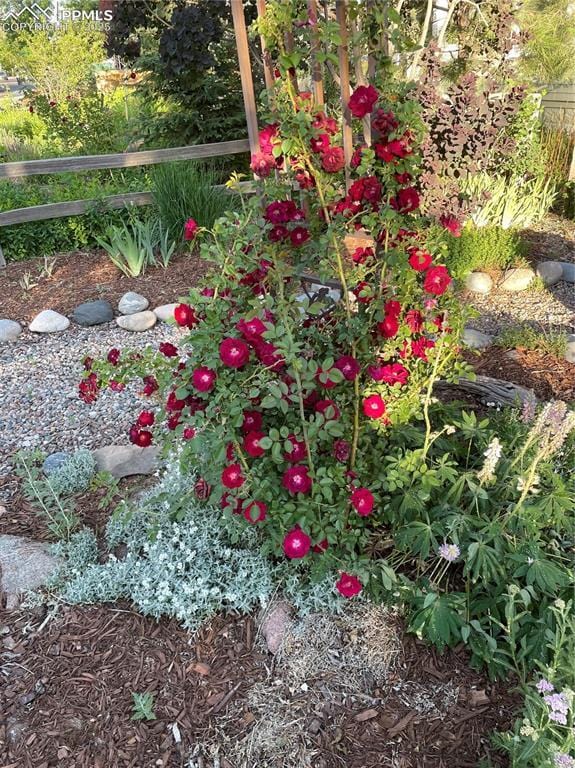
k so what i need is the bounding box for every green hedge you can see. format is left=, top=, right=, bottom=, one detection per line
left=446, top=225, right=526, bottom=279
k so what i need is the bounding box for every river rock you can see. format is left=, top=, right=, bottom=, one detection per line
left=0, top=319, right=23, bottom=342
left=153, top=303, right=178, bottom=322
left=0, top=535, right=61, bottom=609
left=566, top=335, right=575, bottom=364
left=28, top=309, right=70, bottom=333
left=92, top=445, right=159, bottom=478
left=116, top=310, right=156, bottom=332
left=72, top=299, right=114, bottom=326
left=536, top=261, right=564, bottom=287
left=118, top=292, right=149, bottom=315
left=260, top=601, right=293, bottom=654
left=462, top=327, right=493, bottom=350
left=561, top=262, right=575, bottom=283
left=465, top=272, right=493, bottom=294
left=499, top=268, right=535, bottom=292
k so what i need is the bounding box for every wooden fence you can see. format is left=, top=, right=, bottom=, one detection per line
left=541, top=85, right=575, bottom=133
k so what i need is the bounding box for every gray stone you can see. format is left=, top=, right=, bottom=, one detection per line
left=0, top=535, right=61, bottom=609
left=260, top=601, right=293, bottom=654
left=499, top=267, right=535, bottom=292
left=118, top=292, right=149, bottom=315
left=462, top=327, right=493, bottom=350
left=561, top=262, right=575, bottom=283
left=92, top=445, right=159, bottom=478
left=116, top=310, right=156, bottom=332
left=536, top=261, right=564, bottom=287
left=0, top=318, right=23, bottom=342
left=565, top=341, right=575, bottom=364
left=465, top=271, right=493, bottom=294
left=42, top=451, right=71, bottom=476
left=71, top=299, right=114, bottom=326
left=153, top=303, right=178, bottom=322
left=28, top=309, right=70, bottom=333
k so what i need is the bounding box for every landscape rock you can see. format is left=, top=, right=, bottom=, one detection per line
left=561, top=262, right=575, bottom=283
left=153, top=303, right=177, bottom=322
left=462, top=327, right=493, bottom=350
left=536, top=261, right=564, bottom=287
left=42, top=451, right=71, bottom=476
left=566, top=336, right=575, bottom=364
left=118, top=292, right=149, bottom=315
left=465, top=272, right=493, bottom=294
left=116, top=310, right=157, bottom=332
left=499, top=267, right=535, bottom=292
left=0, top=319, right=23, bottom=342
left=72, top=300, right=114, bottom=326
left=92, top=445, right=159, bottom=478
left=0, top=534, right=61, bottom=609
left=29, top=310, right=70, bottom=334
left=260, top=601, right=293, bottom=654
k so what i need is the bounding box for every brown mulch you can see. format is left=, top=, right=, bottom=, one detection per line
left=0, top=249, right=209, bottom=325
left=0, top=604, right=518, bottom=768
left=466, top=346, right=575, bottom=401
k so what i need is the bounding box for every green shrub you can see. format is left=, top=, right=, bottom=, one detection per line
left=496, top=324, right=568, bottom=359
left=49, top=450, right=97, bottom=498
left=446, top=225, right=526, bottom=279
left=150, top=161, right=234, bottom=243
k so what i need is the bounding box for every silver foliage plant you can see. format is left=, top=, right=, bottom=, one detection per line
left=55, top=454, right=342, bottom=630
left=48, top=449, right=96, bottom=497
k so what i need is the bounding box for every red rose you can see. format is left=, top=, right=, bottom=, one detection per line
left=312, top=111, right=338, bottom=134
left=282, top=465, right=312, bottom=495
left=137, top=410, right=155, bottom=427
left=372, top=109, right=398, bottom=137
left=377, top=314, right=399, bottom=339
left=385, top=300, right=402, bottom=318
left=333, top=439, right=351, bottom=462
left=107, top=347, right=120, bottom=365
left=408, top=248, right=432, bottom=272
left=237, top=316, right=267, bottom=342
left=440, top=214, right=462, bottom=237
left=353, top=281, right=373, bottom=304
left=312, top=538, right=329, bottom=553
left=242, top=410, right=262, bottom=433
left=265, top=200, right=298, bottom=224
left=310, top=134, right=330, bottom=153
left=183, top=427, right=196, bottom=440
left=290, top=226, right=310, bottom=247
left=174, top=303, right=198, bottom=328
left=159, top=342, right=178, bottom=357
left=405, top=309, right=424, bottom=333
left=192, top=366, right=216, bottom=392
left=315, top=399, right=340, bottom=421
left=129, top=427, right=153, bottom=447
left=194, top=478, right=211, bottom=500
left=369, top=362, right=409, bottom=386
left=243, top=431, right=265, bottom=458
left=244, top=500, right=267, bottom=524
left=221, top=463, right=245, bottom=489
left=374, top=142, right=394, bottom=163
left=411, top=337, right=436, bottom=361
left=363, top=394, right=386, bottom=419
left=348, top=84, right=379, bottom=118
left=269, top=224, right=289, bottom=242
left=259, top=123, right=279, bottom=154
left=250, top=152, right=275, bottom=178
left=392, top=187, right=420, bottom=213
left=351, top=145, right=366, bottom=168
left=284, top=434, right=307, bottom=463
left=335, top=355, right=360, bottom=381
left=336, top=572, right=363, bottom=598
left=423, top=265, right=452, bottom=296
left=184, top=218, right=198, bottom=241
left=142, top=375, right=158, bottom=396
left=350, top=487, right=374, bottom=516
left=351, top=246, right=373, bottom=264
left=220, top=337, right=250, bottom=368
left=321, top=146, right=345, bottom=173
left=166, top=391, right=186, bottom=412
left=254, top=339, right=284, bottom=371
left=283, top=527, right=312, bottom=558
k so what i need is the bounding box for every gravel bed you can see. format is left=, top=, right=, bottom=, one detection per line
left=465, top=281, right=575, bottom=336
left=0, top=322, right=187, bottom=502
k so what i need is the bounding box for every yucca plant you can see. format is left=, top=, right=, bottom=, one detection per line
left=96, top=216, right=158, bottom=277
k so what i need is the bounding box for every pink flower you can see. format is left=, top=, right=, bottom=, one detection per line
left=221, top=463, right=245, bottom=489
left=184, top=218, right=198, bottom=241
left=284, top=435, right=307, bottom=463
left=321, top=146, right=345, bottom=173
left=192, top=366, right=216, bottom=392
left=244, top=500, right=267, bottom=524
left=250, top=152, right=275, bottom=178
left=243, top=431, right=265, bottom=458
left=335, top=355, right=360, bottom=381
left=282, top=465, right=313, bottom=495
left=363, top=394, right=386, bottom=419
left=242, top=410, right=262, bottom=433
left=348, top=84, right=379, bottom=118
left=423, top=265, right=452, bottom=296
left=290, top=226, right=310, bottom=247
left=220, top=337, right=250, bottom=368
left=310, top=134, right=330, bottom=153
left=159, top=342, right=178, bottom=357
left=440, top=214, right=462, bottom=237
left=350, top=487, right=374, bottom=516
left=336, top=572, right=363, bottom=598
left=408, top=248, right=432, bottom=272
left=283, top=527, right=312, bottom=558
left=174, top=303, right=198, bottom=328
left=369, top=362, right=409, bottom=386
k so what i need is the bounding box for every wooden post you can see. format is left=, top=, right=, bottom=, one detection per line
left=350, top=14, right=372, bottom=146
left=336, top=0, right=353, bottom=188
left=231, top=0, right=260, bottom=156
left=256, top=0, right=276, bottom=95
left=307, top=0, right=325, bottom=107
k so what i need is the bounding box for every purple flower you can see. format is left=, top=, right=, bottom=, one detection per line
left=536, top=678, right=554, bottom=694
left=544, top=693, right=570, bottom=715
left=554, top=753, right=575, bottom=768
left=549, top=710, right=568, bottom=725
left=438, top=542, right=460, bottom=562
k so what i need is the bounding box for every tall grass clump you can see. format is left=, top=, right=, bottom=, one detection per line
left=151, top=161, right=234, bottom=244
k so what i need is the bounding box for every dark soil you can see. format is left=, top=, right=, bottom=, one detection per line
left=0, top=249, right=209, bottom=325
